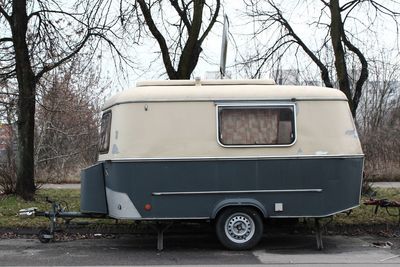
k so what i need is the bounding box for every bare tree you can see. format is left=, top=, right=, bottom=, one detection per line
left=120, top=0, right=221, bottom=79
left=358, top=52, right=400, bottom=132
left=357, top=51, right=400, bottom=180
left=0, top=0, right=123, bottom=199
left=0, top=90, right=17, bottom=194
left=35, top=57, right=106, bottom=183
left=242, top=0, right=400, bottom=117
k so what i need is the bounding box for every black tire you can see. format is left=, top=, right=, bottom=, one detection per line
left=38, top=229, right=52, bottom=243
left=215, top=207, right=263, bottom=250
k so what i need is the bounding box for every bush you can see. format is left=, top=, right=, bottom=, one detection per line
left=0, top=145, right=16, bottom=195
left=360, top=107, right=400, bottom=182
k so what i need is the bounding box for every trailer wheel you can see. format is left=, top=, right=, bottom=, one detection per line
left=38, top=229, right=53, bottom=243
left=215, top=207, right=263, bottom=250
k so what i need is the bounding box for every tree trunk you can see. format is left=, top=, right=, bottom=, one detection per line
left=11, top=0, right=36, bottom=200
left=329, top=0, right=354, bottom=114
left=177, top=0, right=204, bottom=79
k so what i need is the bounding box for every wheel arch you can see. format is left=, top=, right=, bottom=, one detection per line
left=211, top=198, right=267, bottom=219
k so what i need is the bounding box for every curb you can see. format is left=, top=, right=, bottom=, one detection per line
left=0, top=222, right=216, bottom=237
left=1, top=222, right=399, bottom=239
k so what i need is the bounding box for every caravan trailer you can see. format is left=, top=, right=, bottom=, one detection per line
left=80, top=79, right=364, bottom=250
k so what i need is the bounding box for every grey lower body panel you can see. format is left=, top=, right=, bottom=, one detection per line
left=98, top=157, right=364, bottom=220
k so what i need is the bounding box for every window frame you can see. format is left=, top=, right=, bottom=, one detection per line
left=216, top=103, right=297, bottom=148
left=99, top=110, right=112, bottom=154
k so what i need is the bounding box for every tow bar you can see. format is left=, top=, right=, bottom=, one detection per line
left=19, top=197, right=105, bottom=243
left=19, top=197, right=172, bottom=250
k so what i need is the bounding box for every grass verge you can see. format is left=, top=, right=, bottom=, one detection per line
left=0, top=189, right=127, bottom=229
left=332, top=188, right=400, bottom=226
left=0, top=188, right=399, bottom=231
left=0, top=189, right=81, bottom=228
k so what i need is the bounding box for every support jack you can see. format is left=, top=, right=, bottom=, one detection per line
left=315, top=218, right=324, bottom=250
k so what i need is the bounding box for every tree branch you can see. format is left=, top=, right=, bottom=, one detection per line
left=0, top=4, right=11, bottom=22
left=176, top=0, right=205, bottom=78
left=0, top=37, right=12, bottom=43
left=268, top=1, right=333, bottom=88
left=169, top=0, right=192, bottom=31
left=0, top=68, right=16, bottom=81
left=319, top=0, right=330, bottom=7
left=340, top=0, right=359, bottom=11
left=253, top=40, right=296, bottom=79
left=370, top=0, right=400, bottom=16
left=137, top=0, right=176, bottom=79
left=200, top=0, right=221, bottom=44
left=35, top=32, right=91, bottom=81
left=199, top=0, right=220, bottom=44
left=27, top=9, right=84, bottom=23
left=341, top=28, right=368, bottom=115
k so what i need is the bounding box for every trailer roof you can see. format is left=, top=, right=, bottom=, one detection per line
left=136, top=79, right=276, bottom=87
left=103, top=79, right=347, bottom=110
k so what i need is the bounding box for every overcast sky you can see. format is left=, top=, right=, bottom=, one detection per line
left=102, top=0, right=400, bottom=94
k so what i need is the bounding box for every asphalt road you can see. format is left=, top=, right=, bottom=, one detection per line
left=1, top=233, right=400, bottom=266
left=6, top=182, right=396, bottom=266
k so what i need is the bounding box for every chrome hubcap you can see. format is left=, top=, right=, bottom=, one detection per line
left=225, top=212, right=255, bottom=243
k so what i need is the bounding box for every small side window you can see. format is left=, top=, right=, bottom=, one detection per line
left=99, top=111, right=112, bottom=153
left=218, top=106, right=295, bottom=146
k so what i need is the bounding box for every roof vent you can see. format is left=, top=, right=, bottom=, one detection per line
left=195, top=77, right=201, bottom=86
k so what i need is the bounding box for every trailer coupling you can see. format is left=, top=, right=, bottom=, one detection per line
left=19, top=207, right=38, bottom=218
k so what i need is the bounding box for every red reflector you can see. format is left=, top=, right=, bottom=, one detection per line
left=144, top=204, right=152, bottom=211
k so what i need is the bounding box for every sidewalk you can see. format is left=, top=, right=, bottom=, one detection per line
left=41, top=183, right=81, bottom=189
left=371, top=182, right=400, bottom=188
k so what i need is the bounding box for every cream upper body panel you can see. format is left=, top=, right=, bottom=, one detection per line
left=98, top=98, right=363, bottom=161
left=102, top=80, right=347, bottom=110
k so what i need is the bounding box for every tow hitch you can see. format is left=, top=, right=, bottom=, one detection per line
left=19, top=207, right=38, bottom=218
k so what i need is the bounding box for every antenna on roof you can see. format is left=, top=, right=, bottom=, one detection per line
left=219, top=14, right=229, bottom=79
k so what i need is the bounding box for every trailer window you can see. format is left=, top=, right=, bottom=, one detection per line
left=218, top=106, right=295, bottom=146
left=99, top=111, right=112, bottom=153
